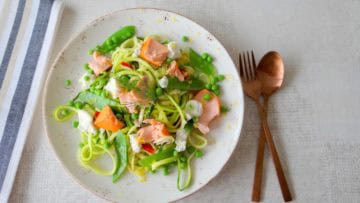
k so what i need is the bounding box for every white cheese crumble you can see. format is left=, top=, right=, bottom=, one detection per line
left=104, top=78, right=121, bottom=99
left=167, top=41, right=181, bottom=59
left=158, top=76, right=169, bottom=88
left=77, top=110, right=97, bottom=134
left=129, top=134, right=141, bottom=153
left=132, top=42, right=142, bottom=57
left=175, top=128, right=188, bottom=152
left=185, top=100, right=203, bottom=118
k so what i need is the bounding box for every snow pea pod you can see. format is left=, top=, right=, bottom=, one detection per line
left=112, top=131, right=128, bottom=182
left=90, top=25, right=136, bottom=54
left=189, top=49, right=217, bottom=79
left=139, top=145, right=175, bottom=168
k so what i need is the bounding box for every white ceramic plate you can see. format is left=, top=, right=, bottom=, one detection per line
left=43, top=8, right=244, bottom=202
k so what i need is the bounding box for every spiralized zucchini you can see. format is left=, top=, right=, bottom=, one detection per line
left=54, top=27, right=225, bottom=192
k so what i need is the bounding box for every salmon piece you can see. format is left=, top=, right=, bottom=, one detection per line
left=136, top=119, right=172, bottom=145
left=166, top=61, right=185, bottom=81
left=94, top=106, right=124, bottom=132
left=118, top=90, right=150, bottom=113
left=194, top=89, right=221, bottom=134
left=118, top=92, right=138, bottom=113
left=118, top=77, right=152, bottom=113
left=140, top=38, right=169, bottom=67
left=89, top=51, right=112, bottom=75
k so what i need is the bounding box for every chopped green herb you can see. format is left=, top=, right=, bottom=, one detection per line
left=217, top=74, right=225, bottom=81
left=201, top=52, right=209, bottom=59
left=221, top=105, right=231, bottom=113
left=84, top=75, right=90, bottom=81
left=182, top=36, right=189, bottom=42
left=72, top=120, right=79, bottom=128
left=131, top=113, right=139, bottom=120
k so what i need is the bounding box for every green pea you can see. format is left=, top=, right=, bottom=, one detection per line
left=83, top=63, right=90, bottom=71
left=72, top=120, right=79, bottom=128
left=182, top=36, right=189, bottom=42
left=206, top=55, right=213, bottom=63
left=74, top=102, right=83, bottom=109
left=203, top=93, right=211, bottom=101
left=166, top=58, right=173, bottom=64
left=87, top=69, right=94, bottom=75
left=211, top=84, right=220, bottom=91
left=131, top=113, right=139, bottom=120
left=84, top=75, right=90, bottom=81
left=65, top=79, right=71, bottom=87
left=195, top=150, right=203, bottom=158
left=163, top=166, right=170, bottom=176
left=156, top=87, right=163, bottom=96
left=161, top=39, right=170, bottom=44
left=205, top=83, right=212, bottom=89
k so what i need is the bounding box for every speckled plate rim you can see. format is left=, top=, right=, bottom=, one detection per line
left=42, top=7, right=244, bottom=202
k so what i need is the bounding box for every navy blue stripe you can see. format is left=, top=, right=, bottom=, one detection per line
left=0, top=0, right=26, bottom=89
left=0, top=0, right=55, bottom=191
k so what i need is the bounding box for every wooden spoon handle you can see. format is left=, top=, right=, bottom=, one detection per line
left=251, top=128, right=266, bottom=202
left=256, top=101, right=292, bottom=202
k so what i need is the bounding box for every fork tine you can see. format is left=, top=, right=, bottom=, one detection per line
left=239, top=53, right=246, bottom=80
left=245, top=51, right=253, bottom=80
left=251, top=50, right=257, bottom=79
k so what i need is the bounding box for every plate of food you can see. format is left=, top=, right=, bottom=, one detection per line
left=43, top=8, right=243, bottom=202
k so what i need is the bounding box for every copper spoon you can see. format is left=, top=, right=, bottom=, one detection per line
left=251, top=51, right=292, bottom=202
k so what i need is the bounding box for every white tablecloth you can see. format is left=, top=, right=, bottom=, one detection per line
left=7, top=0, right=360, bottom=202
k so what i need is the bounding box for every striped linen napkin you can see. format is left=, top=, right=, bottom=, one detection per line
left=0, top=0, right=64, bottom=201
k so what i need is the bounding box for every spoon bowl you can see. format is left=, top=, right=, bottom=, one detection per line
left=257, top=51, right=285, bottom=96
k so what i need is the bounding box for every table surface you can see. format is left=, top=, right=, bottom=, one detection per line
left=7, top=0, right=360, bottom=202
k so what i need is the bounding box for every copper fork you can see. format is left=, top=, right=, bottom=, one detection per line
left=239, top=51, right=292, bottom=202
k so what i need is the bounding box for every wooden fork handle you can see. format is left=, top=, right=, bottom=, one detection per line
left=255, top=101, right=293, bottom=202
left=251, top=127, right=266, bottom=202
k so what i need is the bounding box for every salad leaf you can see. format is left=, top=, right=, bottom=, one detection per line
left=73, top=91, right=125, bottom=112
left=167, top=77, right=205, bottom=91
left=113, top=131, right=128, bottom=182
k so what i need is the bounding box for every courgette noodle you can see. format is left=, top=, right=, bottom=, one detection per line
left=53, top=26, right=226, bottom=191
